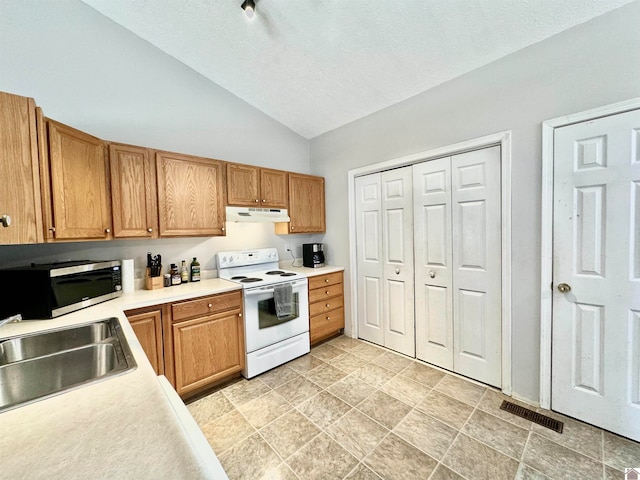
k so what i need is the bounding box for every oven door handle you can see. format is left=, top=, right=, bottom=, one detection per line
left=243, top=280, right=307, bottom=296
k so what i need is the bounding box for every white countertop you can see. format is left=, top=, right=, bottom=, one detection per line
left=278, top=263, right=345, bottom=277
left=0, top=277, right=240, bottom=480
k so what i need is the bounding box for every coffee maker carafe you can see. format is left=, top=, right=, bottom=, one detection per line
left=303, top=243, right=325, bottom=268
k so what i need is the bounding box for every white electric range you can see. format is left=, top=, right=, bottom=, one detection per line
left=217, top=248, right=309, bottom=378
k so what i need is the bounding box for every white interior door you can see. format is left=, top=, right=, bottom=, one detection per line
left=355, top=173, right=384, bottom=346
left=381, top=168, right=415, bottom=356
left=451, top=147, right=502, bottom=388
left=414, top=157, right=454, bottom=369
left=552, top=108, right=640, bottom=441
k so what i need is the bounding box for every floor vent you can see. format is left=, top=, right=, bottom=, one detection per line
left=499, top=401, right=564, bottom=433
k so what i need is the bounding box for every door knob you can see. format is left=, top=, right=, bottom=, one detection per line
left=395, top=268, right=400, bottom=275
left=557, top=283, right=571, bottom=293
left=0, top=214, right=11, bottom=227
left=429, top=270, right=436, bottom=278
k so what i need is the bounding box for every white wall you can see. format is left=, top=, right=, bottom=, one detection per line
left=0, top=0, right=320, bottom=275
left=310, top=1, right=640, bottom=403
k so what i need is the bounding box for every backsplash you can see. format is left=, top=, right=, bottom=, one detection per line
left=0, top=222, right=323, bottom=285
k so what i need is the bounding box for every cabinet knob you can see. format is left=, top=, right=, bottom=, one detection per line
left=291, top=226, right=295, bottom=231
left=49, top=227, right=56, bottom=233
left=326, top=303, right=330, bottom=308
left=326, top=316, right=331, bottom=321
left=325, top=291, right=330, bottom=295
left=221, top=226, right=225, bottom=231
left=0, top=215, right=11, bottom=227
left=105, top=228, right=111, bottom=234
left=325, top=278, right=329, bottom=283
left=395, top=268, right=400, bottom=275
left=147, top=228, right=153, bottom=233
left=208, top=303, right=213, bottom=308
left=261, top=199, right=266, bottom=203
left=238, top=313, right=242, bottom=318
left=429, top=270, right=436, bottom=278
left=255, top=199, right=259, bottom=203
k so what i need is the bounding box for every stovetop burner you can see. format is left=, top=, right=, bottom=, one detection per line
left=281, top=272, right=296, bottom=277
left=231, top=276, right=247, bottom=280
left=240, top=277, right=262, bottom=283
left=265, top=270, right=284, bottom=275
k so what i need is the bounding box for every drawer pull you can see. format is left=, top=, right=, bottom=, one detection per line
left=326, top=316, right=330, bottom=320
left=208, top=303, right=213, bottom=308
left=325, top=291, right=330, bottom=295
left=325, top=279, right=329, bottom=282
left=326, top=303, right=330, bottom=307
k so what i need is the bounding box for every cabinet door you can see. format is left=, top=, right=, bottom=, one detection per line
left=172, top=310, right=244, bottom=395
left=0, top=92, right=43, bottom=244
left=127, top=309, right=164, bottom=375
left=277, top=173, right=325, bottom=234
left=45, top=119, right=111, bottom=240
left=227, top=163, right=259, bottom=206
left=156, top=151, right=225, bottom=237
left=109, top=143, right=158, bottom=238
left=260, top=168, right=288, bottom=208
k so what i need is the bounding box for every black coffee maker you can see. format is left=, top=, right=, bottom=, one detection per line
left=303, top=243, right=325, bottom=268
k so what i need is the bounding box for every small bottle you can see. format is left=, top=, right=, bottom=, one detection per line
left=180, top=260, right=189, bottom=283
left=190, top=257, right=201, bottom=282
left=163, top=274, right=171, bottom=287
left=170, top=264, right=181, bottom=286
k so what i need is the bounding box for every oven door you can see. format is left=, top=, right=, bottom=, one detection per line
left=243, top=278, right=309, bottom=353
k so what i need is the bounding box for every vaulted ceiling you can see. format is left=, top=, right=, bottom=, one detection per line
left=81, top=0, right=634, bottom=139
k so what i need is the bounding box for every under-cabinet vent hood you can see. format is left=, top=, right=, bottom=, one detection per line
left=225, top=206, right=290, bottom=223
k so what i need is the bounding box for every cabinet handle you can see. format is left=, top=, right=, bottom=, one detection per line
left=147, top=228, right=153, bottom=233
left=325, top=279, right=329, bottom=283
left=0, top=215, right=11, bottom=227
left=49, top=227, right=56, bottom=233
left=325, top=291, right=330, bottom=295
left=208, top=303, right=213, bottom=308
left=221, top=226, right=225, bottom=231
left=291, top=226, right=295, bottom=231
left=326, top=303, right=330, bottom=307
left=105, top=228, right=111, bottom=234
left=261, top=199, right=266, bottom=203
left=255, top=199, right=259, bottom=203
left=326, top=316, right=331, bottom=321
left=238, top=313, right=242, bottom=317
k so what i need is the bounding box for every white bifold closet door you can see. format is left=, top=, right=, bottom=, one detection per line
left=355, top=167, right=415, bottom=356
left=414, top=146, right=502, bottom=388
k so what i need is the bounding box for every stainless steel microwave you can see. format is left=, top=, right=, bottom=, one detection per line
left=0, top=260, right=122, bottom=319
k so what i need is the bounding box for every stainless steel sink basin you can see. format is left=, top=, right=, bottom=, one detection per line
left=0, top=317, right=136, bottom=413
left=0, top=322, right=110, bottom=364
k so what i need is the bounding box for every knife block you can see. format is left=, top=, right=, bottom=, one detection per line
left=145, top=268, right=164, bottom=290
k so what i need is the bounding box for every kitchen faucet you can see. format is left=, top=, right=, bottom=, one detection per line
left=0, top=313, right=21, bottom=328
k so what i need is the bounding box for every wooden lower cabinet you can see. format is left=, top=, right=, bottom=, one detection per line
left=308, top=271, right=344, bottom=345
left=171, top=291, right=244, bottom=396
left=124, top=306, right=165, bottom=376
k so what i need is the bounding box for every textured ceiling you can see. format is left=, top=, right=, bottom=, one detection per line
left=81, top=0, right=634, bottom=139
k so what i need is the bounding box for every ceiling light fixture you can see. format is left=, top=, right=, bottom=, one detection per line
left=241, top=0, right=255, bottom=20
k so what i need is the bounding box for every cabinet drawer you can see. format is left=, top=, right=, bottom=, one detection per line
left=172, top=290, right=242, bottom=322
left=308, top=283, right=343, bottom=303
left=310, top=307, right=344, bottom=344
left=309, top=295, right=344, bottom=317
left=308, top=271, right=343, bottom=290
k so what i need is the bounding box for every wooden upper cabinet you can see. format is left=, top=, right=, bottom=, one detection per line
left=156, top=151, right=225, bottom=237
left=226, top=163, right=288, bottom=208
left=109, top=143, right=158, bottom=238
left=276, top=173, right=325, bottom=234
left=41, top=118, right=112, bottom=241
left=0, top=92, right=43, bottom=244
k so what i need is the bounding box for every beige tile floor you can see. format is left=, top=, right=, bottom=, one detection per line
left=187, top=336, right=640, bottom=480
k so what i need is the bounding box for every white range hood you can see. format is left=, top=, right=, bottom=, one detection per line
left=225, top=206, right=290, bottom=223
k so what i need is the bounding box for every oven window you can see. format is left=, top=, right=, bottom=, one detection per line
left=258, top=292, right=300, bottom=329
